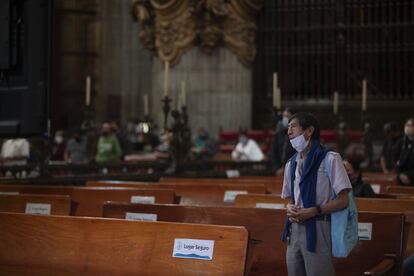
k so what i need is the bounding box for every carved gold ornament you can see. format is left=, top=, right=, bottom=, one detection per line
left=131, top=0, right=263, bottom=66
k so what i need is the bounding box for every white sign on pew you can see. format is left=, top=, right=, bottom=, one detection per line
left=173, top=239, right=214, bottom=261
left=224, top=190, right=248, bottom=203
left=125, top=212, right=157, bottom=221
left=130, top=196, right=155, bottom=204
left=226, top=169, right=240, bottom=178
left=25, top=203, right=51, bottom=215
left=370, top=184, right=381, bottom=194
left=358, top=222, right=373, bottom=240
left=0, top=191, right=19, bottom=195
left=256, top=203, right=285, bottom=209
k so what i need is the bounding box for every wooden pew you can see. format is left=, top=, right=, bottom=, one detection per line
left=356, top=197, right=414, bottom=255
left=335, top=212, right=406, bottom=275
left=160, top=177, right=283, bottom=194
left=0, top=194, right=73, bottom=215
left=0, top=185, right=176, bottom=216
left=361, top=174, right=398, bottom=194
left=0, top=212, right=248, bottom=275
left=234, top=193, right=414, bottom=256
left=234, top=194, right=289, bottom=208
left=71, top=187, right=176, bottom=216
left=387, top=185, right=414, bottom=195
left=103, top=202, right=287, bottom=276
left=102, top=202, right=406, bottom=275
left=87, top=181, right=267, bottom=206
left=363, top=172, right=397, bottom=181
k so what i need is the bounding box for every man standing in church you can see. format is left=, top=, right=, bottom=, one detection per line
left=272, top=107, right=295, bottom=175
left=281, top=112, right=351, bottom=276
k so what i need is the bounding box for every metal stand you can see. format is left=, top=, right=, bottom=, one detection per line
left=161, top=95, right=172, bottom=130
left=81, top=105, right=95, bottom=132
left=168, top=108, right=192, bottom=174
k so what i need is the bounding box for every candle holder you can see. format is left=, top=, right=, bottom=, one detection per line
left=333, top=113, right=340, bottom=129
left=181, top=105, right=188, bottom=126
left=161, top=95, right=172, bottom=130
left=361, top=110, right=370, bottom=127
left=169, top=109, right=192, bottom=174
left=271, top=106, right=282, bottom=130
left=361, top=115, right=374, bottom=169
left=143, top=114, right=150, bottom=122
left=81, top=104, right=95, bottom=132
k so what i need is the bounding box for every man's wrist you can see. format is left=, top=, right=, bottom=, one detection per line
left=315, top=205, right=323, bottom=216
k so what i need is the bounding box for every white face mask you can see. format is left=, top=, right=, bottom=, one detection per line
left=290, top=134, right=309, bottom=153
left=54, top=136, right=63, bottom=144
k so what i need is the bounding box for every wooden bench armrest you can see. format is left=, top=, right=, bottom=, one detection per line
left=364, top=254, right=397, bottom=275
left=245, top=238, right=262, bottom=276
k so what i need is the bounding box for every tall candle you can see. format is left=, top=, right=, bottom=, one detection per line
left=164, top=61, right=170, bottom=97
left=362, top=79, right=367, bottom=111
left=181, top=80, right=186, bottom=106
left=333, top=91, right=339, bottom=115
left=176, top=92, right=181, bottom=110
left=143, top=94, right=149, bottom=116
left=277, top=88, right=281, bottom=109
left=85, top=76, right=91, bottom=106
left=273, top=73, right=278, bottom=107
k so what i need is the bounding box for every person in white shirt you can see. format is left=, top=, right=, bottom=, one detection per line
left=1, top=138, right=30, bottom=166
left=231, top=133, right=264, bottom=161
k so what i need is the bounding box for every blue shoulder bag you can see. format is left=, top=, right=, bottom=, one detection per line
left=325, top=156, right=359, bottom=258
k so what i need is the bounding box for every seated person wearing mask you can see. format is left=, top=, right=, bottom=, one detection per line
left=65, top=129, right=88, bottom=164
left=231, top=132, right=264, bottom=161
left=394, top=117, right=414, bottom=185
left=95, top=122, right=122, bottom=164
left=191, top=127, right=217, bottom=160
left=343, top=159, right=375, bottom=197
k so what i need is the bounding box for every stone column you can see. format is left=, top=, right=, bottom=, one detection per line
left=100, top=0, right=152, bottom=124
left=151, top=47, right=251, bottom=137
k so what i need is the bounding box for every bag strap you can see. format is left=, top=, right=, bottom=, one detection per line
left=289, top=153, right=298, bottom=204
left=325, top=151, right=337, bottom=198
left=326, top=153, right=357, bottom=212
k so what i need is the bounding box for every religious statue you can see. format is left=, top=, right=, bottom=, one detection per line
left=168, top=109, right=192, bottom=172
left=131, top=0, right=264, bottom=66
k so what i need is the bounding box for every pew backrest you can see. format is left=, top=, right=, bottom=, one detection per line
left=235, top=193, right=414, bottom=259
left=87, top=181, right=267, bottom=206
left=102, top=203, right=407, bottom=276
left=0, top=212, right=248, bottom=275
left=335, top=212, right=406, bottom=276
left=160, top=177, right=283, bottom=194
left=0, top=185, right=176, bottom=216
left=103, top=202, right=287, bottom=276
left=387, top=185, right=414, bottom=195
left=234, top=194, right=288, bottom=208
left=0, top=194, right=72, bottom=215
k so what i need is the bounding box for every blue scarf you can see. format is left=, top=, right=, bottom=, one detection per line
left=281, top=140, right=329, bottom=252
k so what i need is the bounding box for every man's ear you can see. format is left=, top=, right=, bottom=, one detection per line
left=305, top=126, right=314, bottom=140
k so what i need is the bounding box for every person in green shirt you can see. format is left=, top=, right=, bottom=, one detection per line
left=95, top=123, right=122, bottom=163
